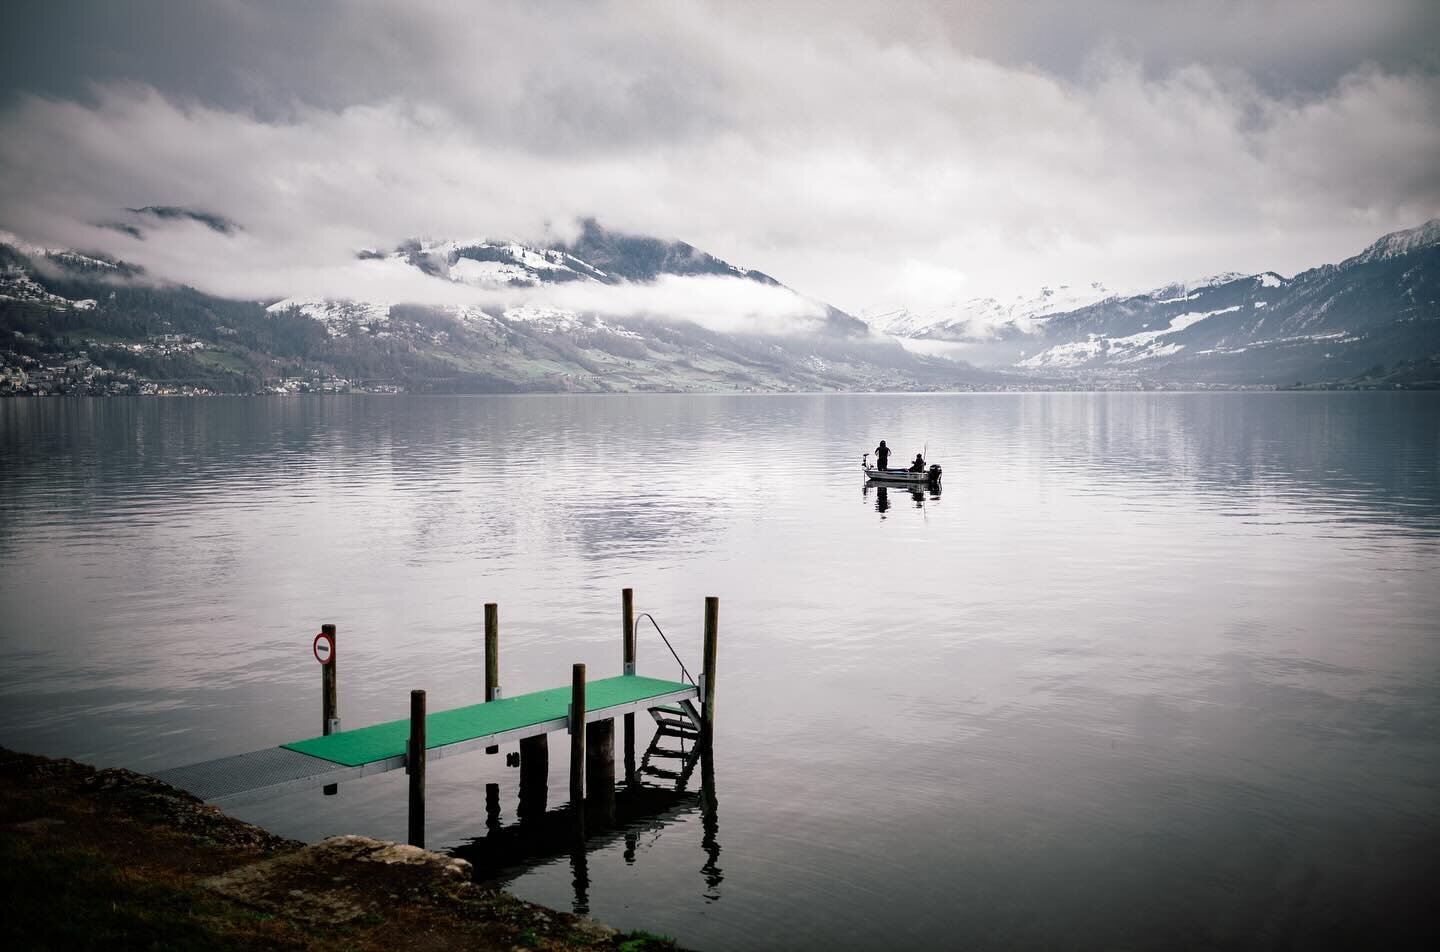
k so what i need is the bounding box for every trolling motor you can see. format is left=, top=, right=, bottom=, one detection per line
left=927, top=463, right=942, bottom=484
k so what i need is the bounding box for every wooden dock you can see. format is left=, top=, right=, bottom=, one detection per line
left=151, top=591, right=718, bottom=849
left=153, top=675, right=699, bottom=804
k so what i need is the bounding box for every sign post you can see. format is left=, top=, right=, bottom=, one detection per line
left=316, top=624, right=338, bottom=795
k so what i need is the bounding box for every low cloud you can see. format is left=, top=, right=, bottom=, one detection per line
left=121, top=226, right=829, bottom=335
left=268, top=257, right=829, bottom=336
left=532, top=274, right=828, bottom=335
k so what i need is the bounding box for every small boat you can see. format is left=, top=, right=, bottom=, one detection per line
left=862, top=454, right=941, bottom=484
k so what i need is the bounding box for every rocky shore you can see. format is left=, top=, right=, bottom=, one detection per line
left=0, top=748, right=681, bottom=951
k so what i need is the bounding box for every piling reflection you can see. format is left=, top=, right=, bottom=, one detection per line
left=452, top=731, right=722, bottom=912
left=485, top=782, right=501, bottom=834
left=569, top=842, right=590, bottom=916
left=699, top=747, right=722, bottom=900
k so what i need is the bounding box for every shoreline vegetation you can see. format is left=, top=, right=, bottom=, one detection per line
left=0, top=748, right=683, bottom=952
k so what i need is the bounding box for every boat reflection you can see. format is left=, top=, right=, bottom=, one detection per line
left=451, top=730, right=721, bottom=912
left=864, top=479, right=940, bottom=515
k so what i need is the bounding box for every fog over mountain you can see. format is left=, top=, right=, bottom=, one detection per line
left=4, top=215, right=1436, bottom=394
left=3, top=219, right=1021, bottom=395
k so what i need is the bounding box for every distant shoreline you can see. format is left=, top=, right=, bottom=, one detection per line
left=1, top=382, right=1304, bottom=398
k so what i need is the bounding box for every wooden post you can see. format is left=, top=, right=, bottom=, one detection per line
left=586, top=718, right=616, bottom=826
left=407, top=689, right=426, bottom=848
left=622, top=588, right=636, bottom=783
left=702, top=596, right=719, bottom=745
left=622, top=588, right=635, bottom=675
left=485, top=603, right=500, bottom=754
left=569, top=663, right=586, bottom=808
left=321, top=623, right=338, bottom=796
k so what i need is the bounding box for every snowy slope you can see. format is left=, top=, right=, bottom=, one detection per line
left=0, top=239, right=104, bottom=309
left=863, top=283, right=1117, bottom=341
left=1013, top=221, right=1440, bottom=380
left=1017, top=305, right=1240, bottom=368
left=265, top=298, right=393, bottom=335
left=1341, top=219, right=1440, bottom=267
left=261, top=222, right=833, bottom=338
left=868, top=219, right=1440, bottom=382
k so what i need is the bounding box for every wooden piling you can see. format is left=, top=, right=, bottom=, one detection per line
left=623, top=717, right=636, bottom=786
left=622, top=588, right=636, bottom=783
left=569, top=663, right=586, bottom=808
left=702, top=596, right=719, bottom=745
left=585, top=718, right=616, bottom=825
left=321, top=623, right=338, bottom=796
left=622, top=588, right=636, bottom=675
left=407, top=689, right=426, bottom=848
left=485, top=603, right=500, bottom=754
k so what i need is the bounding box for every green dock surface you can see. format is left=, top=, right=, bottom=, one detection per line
left=283, top=675, right=692, bottom=767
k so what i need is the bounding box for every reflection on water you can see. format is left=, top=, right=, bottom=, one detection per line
left=864, top=479, right=941, bottom=515
left=2, top=392, right=1439, bottom=950
left=453, top=733, right=720, bottom=916
left=699, top=750, right=722, bottom=902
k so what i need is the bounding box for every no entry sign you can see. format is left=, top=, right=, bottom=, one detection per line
left=313, top=631, right=335, bottom=666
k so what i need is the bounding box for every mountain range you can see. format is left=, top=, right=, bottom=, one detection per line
left=1, top=218, right=1437, bottom=394
left=867, top=219, right=1440, bottom=386
left=0, top=221, right=994, bottom=394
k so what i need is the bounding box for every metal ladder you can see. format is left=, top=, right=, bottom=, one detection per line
left=638, top=700, right=703, bottom=790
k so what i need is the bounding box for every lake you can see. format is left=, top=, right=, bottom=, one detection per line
left=1, top=392, right=1437, bottom=950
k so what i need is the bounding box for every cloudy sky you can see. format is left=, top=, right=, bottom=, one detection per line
left=2, top=0, right=1438, bottom=320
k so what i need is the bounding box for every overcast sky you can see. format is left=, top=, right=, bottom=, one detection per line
left=2, top=0, right=1438, bottom=319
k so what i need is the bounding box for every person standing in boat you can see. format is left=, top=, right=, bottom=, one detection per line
left=874, top=440, right=891, bottom=471
left=908, top=452, right=925, bottom=473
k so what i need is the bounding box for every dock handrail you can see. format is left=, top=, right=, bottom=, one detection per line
left=634, top=612, right=697, bottom=686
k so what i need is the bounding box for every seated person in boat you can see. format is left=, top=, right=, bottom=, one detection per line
left=874, top=440, right=891, bottom=470
left=908, top=453, right=925, bottom=472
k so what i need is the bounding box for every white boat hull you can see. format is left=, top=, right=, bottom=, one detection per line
left=863, top=465, right=941, bottom=483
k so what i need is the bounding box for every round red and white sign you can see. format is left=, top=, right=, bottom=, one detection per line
left=313, top=631, right=335, bottom=665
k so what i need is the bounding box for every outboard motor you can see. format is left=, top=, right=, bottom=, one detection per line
left=927, top=464, right=942, bottom=483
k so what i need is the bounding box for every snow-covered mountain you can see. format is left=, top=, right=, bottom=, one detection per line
left=265, top=298, right=394, bottom=334
left=0, top=239, right=121, bottom=310
left=265, top=219, right=824, bottom=340
left=3, top=221, right=994, bottom=394
left=863, top=283, right=1117, bottom=342
left=7, top=218, right=1437, bottom=391
left=1340, top=218, right=1440, bottom=267
left=870, top=220, right=1440, bottom=384
left=411, top=239, right=611, bottom=287
left=1016, top=303, right=1244, bottom=369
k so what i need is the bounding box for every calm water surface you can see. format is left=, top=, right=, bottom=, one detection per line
left=2, top=393, right=1438, bottom=950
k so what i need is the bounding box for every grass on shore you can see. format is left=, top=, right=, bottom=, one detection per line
left=0, top=748, right=682, bottom=952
